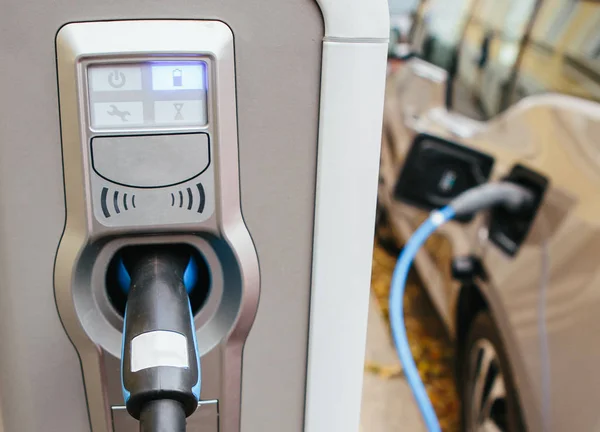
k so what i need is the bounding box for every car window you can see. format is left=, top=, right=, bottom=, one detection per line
left=389, top=0, right=420, bottom=15
left=502, top=0, right=537, bottom=42
left=411, top=0, right=475, bottom=72
left=409, top=0, right=427, bottom=47
left=510, top=0, right=600, bottom=106
left=533, top=0, right=578, bottom=46
left=452, top=0, right=538, bottom=120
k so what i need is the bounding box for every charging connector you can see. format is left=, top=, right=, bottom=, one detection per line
left=120, top=247, right=202, bottom=431
left=450, top=181, right=535, bottom=218
left=488, top=164, right=549, bottom=256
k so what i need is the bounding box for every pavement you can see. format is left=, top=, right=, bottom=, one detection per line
left=360, top=294, right=426, bottom=432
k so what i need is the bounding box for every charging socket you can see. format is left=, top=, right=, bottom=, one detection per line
left=394, top=133, right=495, bottom=222
left=106, top=244, right=211, bottom=317
left=488, top=164, right=549, bottom=256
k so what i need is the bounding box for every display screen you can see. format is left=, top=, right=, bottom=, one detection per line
left=88, top=61, right=208, bottom=130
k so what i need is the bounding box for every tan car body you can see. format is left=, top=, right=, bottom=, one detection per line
left=380, top=58, right=600, bottom=431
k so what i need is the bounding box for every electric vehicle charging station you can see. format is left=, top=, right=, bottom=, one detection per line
left=0, top=2, right=389, bottom=431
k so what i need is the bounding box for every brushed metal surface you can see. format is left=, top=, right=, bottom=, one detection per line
left=0, top=2, right=323, bottom=431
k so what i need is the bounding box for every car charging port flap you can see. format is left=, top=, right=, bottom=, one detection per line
left=488, top=164, right=549, bottom=256
left=394, top=133, right=495, bottom=222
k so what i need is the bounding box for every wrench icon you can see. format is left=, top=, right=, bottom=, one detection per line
left=107, top=105, right=131, bottom=122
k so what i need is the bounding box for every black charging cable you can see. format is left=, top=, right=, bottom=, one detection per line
left=120, top=247, right=201, bottom=432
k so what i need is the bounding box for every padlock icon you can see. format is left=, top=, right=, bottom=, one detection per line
left=172, top=69, right=183, bottom=87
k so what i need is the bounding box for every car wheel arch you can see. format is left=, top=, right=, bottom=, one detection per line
left=455, top=282, right=489, bottom=387
left=455, top=281, right=536, bottom=432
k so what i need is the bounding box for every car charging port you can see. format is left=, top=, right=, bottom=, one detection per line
left=488, top=164, right=549, bottom=256
left=394, top=133, right=495, bottom=222
left=106, top=244, right=211, bottom=317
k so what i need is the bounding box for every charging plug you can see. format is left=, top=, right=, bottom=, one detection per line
left=488, top=164, right=548, bottom=256
left=120, top=247, right=201, bottom=431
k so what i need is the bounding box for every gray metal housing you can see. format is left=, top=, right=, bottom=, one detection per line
left=54, top=20, right=260, bottom=432
left=0, top=3, right=323, bottom=431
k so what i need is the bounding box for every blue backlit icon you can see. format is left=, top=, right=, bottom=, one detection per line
left=438, top=169, right=457, bottom=192
left=172, top=69, right=183, bottom=87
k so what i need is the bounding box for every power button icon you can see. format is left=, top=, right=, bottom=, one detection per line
left=108, top=70, right=127, bottom=89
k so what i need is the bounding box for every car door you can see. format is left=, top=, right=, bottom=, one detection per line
left=491, top=1, right=600, bottom=430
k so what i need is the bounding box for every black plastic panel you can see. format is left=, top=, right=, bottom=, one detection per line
left=394, top=133, right=494, bottom=221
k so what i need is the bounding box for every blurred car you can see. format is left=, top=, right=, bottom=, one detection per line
left=388, top=1, right=419, bottom=62
left=379, top=0, right=600, bottom=430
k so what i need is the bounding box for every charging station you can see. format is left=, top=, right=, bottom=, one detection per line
left=0, top=3, right=389, bottom=432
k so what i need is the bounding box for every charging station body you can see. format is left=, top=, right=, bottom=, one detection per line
left=0, top=4, right=388, bottom=432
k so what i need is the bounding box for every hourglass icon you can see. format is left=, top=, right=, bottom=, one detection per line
left=173, top=103, right=185, bottom=120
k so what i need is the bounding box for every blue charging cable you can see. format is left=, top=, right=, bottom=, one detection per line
left=389, top=206, right=454, bottom=432
left=389, top=182, right=536, bottom=432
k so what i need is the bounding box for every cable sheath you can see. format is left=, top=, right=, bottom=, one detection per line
left=139, top=399, right=186, bottom=432
left=451, top=182, right=534, bottom=217
left=389, top=206, right=455, bottom=432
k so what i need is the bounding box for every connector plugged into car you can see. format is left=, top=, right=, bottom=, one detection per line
left=390, top=135, right=549, bottom=430
left=488, top=164, right=549, bottom=256
left=394, top=133, right=548, bottom=256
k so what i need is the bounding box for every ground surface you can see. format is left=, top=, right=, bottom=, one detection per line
left=360, top=238, right=461, bottom=431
